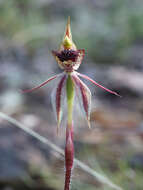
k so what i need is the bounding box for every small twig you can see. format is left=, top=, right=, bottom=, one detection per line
left=0, top=112, right=123, bottom=190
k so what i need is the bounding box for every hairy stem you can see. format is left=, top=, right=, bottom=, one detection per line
left=66, top=74, right=74, bottom=126
left=65, top=123, right=74, bottom=190
left=64, top=74, right=75, bottom=190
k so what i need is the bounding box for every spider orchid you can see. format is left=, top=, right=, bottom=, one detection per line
left=23, top=17, right=120, bottom=190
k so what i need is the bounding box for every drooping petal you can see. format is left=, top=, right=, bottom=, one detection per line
left=77, top=72, right=121, bottom=97
left=51, top=74, right=67, bottom=132
left=22, top=73, right=63, bottom=93
left=71, top=73, right=91, bottom=128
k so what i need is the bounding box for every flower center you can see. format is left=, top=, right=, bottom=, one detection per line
left=55, top=49, right=79, bottom=62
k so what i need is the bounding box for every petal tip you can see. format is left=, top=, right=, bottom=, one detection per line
left=65, top=16, right=71, bottom=39
left=87, top=119, right=91, bottom=129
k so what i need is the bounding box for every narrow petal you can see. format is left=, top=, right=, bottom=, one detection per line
left=56, top=75, right=66, bottom=130
left=65, top=16, right=72, bottom=40
left=72, top=73, right=91, bottom=128
left=77, top=72, right=121, bottom=97
left=51, top=74, right=67, bottom=132
left=60, top=16, right=77, bottom=50
left=22, top=73, right=63, bottom=93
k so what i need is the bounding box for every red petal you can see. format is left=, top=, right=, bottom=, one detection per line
left=72, top=74, right=91, bottom=128
left=77, top=72, right=121, bottom=97
left=51, top=74, right=67, bottom=132
left=22, top=74, right=62, bottom=93
left=56, top=75, right=66, bottom=131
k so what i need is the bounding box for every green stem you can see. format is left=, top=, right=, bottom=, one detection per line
left=66, top=74, right=74, bottom=126
left=65, top=74, right=75, bottom=190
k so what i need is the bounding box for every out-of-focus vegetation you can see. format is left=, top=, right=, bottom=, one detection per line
left=1, top=0, right=143, bottom=63
left=0, top=0, right=143, bottom=190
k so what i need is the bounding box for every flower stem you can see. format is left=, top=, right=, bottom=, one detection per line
left=64, top=74, right=75, bottom=190
left=64, top=123, right=74, bottom=190
left=66, top=74, right=74, bottom=126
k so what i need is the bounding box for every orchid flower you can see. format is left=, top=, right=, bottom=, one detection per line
left=23, top=17, right=120, bottom=190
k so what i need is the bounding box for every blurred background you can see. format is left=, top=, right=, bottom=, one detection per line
left=0, top=0, right=143, bottom=189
